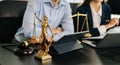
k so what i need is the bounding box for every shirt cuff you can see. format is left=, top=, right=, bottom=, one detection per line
left=98, top=25, right=107, bottom=36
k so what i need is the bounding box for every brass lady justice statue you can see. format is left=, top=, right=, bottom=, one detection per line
left=34, top=14, right=53, bottom=61
left=14, top=13, right=53, bottom=58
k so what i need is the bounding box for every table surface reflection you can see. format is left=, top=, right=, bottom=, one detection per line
left=0, top=44, right=120, bottom=65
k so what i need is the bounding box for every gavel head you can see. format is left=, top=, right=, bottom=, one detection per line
left=18, top=41, right=29, bottom=49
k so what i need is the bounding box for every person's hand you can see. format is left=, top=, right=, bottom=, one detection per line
left=28, top=37, right=53, bottom=44
left=105, top=18, right=119, bottom=29
left=52, top=27, right=63, bottom=35
left=28, top=38, right=39, bottom=44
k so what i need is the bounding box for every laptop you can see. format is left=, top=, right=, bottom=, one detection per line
left=82, top=33, right=120, bottom=48
left=51, top=31, right=88, bottom=55
left=96, top=33, right=120, bottom=48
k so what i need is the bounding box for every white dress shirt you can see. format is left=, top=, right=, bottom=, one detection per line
left=15, top=0, right=74, bottom=42
left=90, top=3, right=106, bottom=36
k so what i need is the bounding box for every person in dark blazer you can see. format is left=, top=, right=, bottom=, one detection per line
left=76, top=0, right=119, bottom=36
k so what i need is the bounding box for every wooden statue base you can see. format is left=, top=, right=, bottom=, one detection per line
left=35, top=53, right=52, bottom=61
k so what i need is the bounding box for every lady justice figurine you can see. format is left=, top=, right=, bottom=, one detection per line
left=14, top=12, right=53, bottom=57
left=34, top=14, right=53, bottom=61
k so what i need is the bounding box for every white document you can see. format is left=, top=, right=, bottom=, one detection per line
left=107, top=26, right=120, bottom=34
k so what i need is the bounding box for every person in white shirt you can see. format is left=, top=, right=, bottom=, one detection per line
left=15, top=0, right=74, bottom=44
left=76, top=0, right=119, bottom=36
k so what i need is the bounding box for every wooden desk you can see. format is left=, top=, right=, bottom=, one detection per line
left=0, top=44, right=120, bottom=65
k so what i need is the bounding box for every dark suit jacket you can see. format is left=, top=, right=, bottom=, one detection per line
left=76, top=3, right=111, bottom=36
